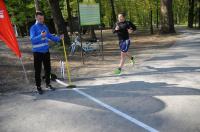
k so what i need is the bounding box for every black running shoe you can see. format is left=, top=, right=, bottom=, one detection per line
left=46, top=84, right=55, bottom=91
left=37, top=86, right=43, bottom=95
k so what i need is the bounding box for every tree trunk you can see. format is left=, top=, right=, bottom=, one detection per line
left=195, top=10, right=198, bottom=28
left=150, top=9, right=153, bottom=34
left=34, top=0, right=40, bottom=12
left=160, top=0, right=176, bottom=33
left=24, top=0, right=29, bottom=36
left=199, top=0, right=200, bottom=28
left=48, top=0, right=70, bottom=45
left=17, top=25, right=23, bottom=37
left=66, top=0, right=73, bottom=34
left=109, top=0, right=116, bottom=27
left=156, top=0, right=159, bottom=28
left=89, top=26, right=97, bottom=41
left=188, top=0, right=195, bottom=28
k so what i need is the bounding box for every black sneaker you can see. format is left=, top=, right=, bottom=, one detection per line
left=130, top=56, right=135, bottom=65
left=37, top=86, right=43, bottom=95
left=46, top=84, right=55, bottom=91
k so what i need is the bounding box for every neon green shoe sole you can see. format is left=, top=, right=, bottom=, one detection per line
left=114, top=69, right=121, bottom=75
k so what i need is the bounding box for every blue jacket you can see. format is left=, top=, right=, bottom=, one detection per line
left=30, top=22, right=61, bottom=53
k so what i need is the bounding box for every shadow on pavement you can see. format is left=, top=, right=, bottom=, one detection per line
left=24, top=80, right=200, bottom=119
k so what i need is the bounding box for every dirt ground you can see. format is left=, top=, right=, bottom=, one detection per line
left=0, top=29, right=178, bottom=95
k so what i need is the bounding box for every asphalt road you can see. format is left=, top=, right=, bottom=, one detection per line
left=0, top=29, right=200, bottom=132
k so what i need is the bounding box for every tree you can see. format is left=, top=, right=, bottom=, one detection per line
left=66, top=0, right=73, bottom=34
left=160, top=0, right=175, bottom=33
left=7, top=0, right=35, bottom=36
left=109, top=0, right=116, bottom=26
left=173, top=0, right=188, bottom=25
left=198, top=0, right=200, bottom=28
left=7, top=0, right=196, bottom=36
left=156, top=0, right=159, bottom=28
left=34, top=0, right=40, bottom=11
left=48, top=0, right=70, bottom=45
left=89, top=26, right=97, bottom=41
left=188, top=0, right=195, bottom=28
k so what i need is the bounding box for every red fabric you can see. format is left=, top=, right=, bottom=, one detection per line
left=0, top=0, right=21, bottom=58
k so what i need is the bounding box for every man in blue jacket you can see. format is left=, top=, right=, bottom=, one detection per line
left=30, top=12, right=64, bottom=94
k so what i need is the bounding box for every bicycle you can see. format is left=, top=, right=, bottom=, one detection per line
left=69, top=35, right=100, bottom=55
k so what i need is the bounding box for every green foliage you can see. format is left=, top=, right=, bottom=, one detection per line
left=6, top=0, right=34, bottom=25
left=61, top=0, right=78, bottom=20
left=173, top=0, right=189, bottom=24
left=5, top=0, right=197, bottom=28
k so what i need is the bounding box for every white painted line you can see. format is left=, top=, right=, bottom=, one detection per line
left=56, top=79, right=159, bottom=132
left=74, top=88, right=159, bottom=132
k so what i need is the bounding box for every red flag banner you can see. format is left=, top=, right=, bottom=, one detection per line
left=0, top=0, right=21, bottom=58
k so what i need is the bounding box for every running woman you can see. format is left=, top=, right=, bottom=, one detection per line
left=113, top=13, right=137, bottom=75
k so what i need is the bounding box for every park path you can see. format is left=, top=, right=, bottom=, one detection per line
left=0, top=29, right=200, bottom=132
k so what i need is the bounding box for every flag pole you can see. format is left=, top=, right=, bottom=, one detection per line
left=0, top=1, right=28, bottom=83
left=19, top=57, right=29, bottom=83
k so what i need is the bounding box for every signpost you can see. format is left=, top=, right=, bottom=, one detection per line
left=79, top=3, right=101, bottom=26
left=77, top=0, right=104, bottom=64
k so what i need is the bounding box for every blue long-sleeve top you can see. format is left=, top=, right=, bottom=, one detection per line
left=30, top=22, right=61, bottom=53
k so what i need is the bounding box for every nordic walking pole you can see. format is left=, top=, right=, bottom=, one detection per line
left=61, top=38, right=76, bottom=88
